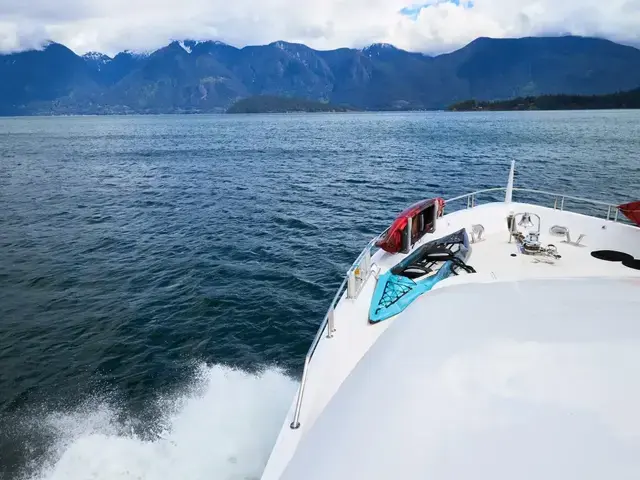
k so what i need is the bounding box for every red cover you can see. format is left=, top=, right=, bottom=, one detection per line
left=376, top=198, right=445, bottom=253
left=619, top=201, right=640, bottom=226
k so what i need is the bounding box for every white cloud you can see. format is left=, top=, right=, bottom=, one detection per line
left=0, top=0, right=639, bottom=55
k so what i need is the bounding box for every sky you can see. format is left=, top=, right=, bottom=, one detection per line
left=0, top=0, right=639, bottom=56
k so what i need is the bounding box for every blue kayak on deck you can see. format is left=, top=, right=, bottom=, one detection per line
left=369, top=229, right=473, bottom=324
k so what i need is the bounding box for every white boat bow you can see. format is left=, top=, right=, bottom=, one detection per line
left=261, top=161, right=640, bottom=480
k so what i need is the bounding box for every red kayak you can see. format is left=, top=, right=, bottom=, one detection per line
left=376, top=198, right=445, bottom=254
left=619, top=201, right=640, bottom=226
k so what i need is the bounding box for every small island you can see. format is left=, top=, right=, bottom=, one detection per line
left=448, top=88, right=640, bottom=112
left=226, top=95, right=352, bottom=114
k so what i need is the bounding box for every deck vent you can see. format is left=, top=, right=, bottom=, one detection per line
left=471, top=224, right=485, bottom=243
left=550, top=225, right=569, bottom=236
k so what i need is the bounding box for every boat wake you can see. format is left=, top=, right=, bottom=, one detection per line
left=26, top=365, right=297, bottom=480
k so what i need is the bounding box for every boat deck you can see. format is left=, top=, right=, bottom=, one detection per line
left=439, top=231, right=640, bottom=289
left=261, top=201, right=640, bottom=480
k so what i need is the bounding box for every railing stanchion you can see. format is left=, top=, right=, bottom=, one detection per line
left=346, top=272, right=356, bottom=299
left=614, top=207, right=619, bottom=222
left=326, top=308, right=335, bottom=339
left=362, top=250, right=372, bottom=276
left=290, top=356, right=310, bottom=429
left=554, top=197, right=558, bottom=210
left=607, top=205, right=612, bottom=221
left=560, top=197, right=565, bottom=211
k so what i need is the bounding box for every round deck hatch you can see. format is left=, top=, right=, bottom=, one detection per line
left=590, top=250, right=634, bottom=262
left=622, top=258, right=640, bottom=270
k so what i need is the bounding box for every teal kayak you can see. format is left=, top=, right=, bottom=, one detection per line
left=369, top=228, right=474, bottom=324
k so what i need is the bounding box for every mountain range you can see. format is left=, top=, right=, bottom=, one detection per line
left=2, top=36, right=640, bottom=115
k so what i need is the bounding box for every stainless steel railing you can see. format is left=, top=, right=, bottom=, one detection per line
left=289, top=235, right=382, bottom=429
left=289, top=275, right=347, bottom=429
left=446, top=187, right=624, bottom=222
left=289, top=186, right=628, bottom=430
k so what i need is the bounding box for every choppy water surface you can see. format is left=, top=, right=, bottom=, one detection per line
left=1, top=111, right=639, bottom=479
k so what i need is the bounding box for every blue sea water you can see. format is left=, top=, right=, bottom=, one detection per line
left=0, top=111, right=639, bottom=479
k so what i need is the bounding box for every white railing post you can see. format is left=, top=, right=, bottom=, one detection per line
left=326, top=308, right=335, bottom=338
left=362, top=249, right=372, bottom=276
left=347, top=271, right=356, bottom=298
left=505, top=160, right=515, bottom=203
left=290, top=356, right=311, bottom=429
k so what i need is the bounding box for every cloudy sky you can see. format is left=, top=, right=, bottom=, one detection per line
left=1, top=0, right=639, bottom=55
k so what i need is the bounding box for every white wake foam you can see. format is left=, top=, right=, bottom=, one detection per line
left=29, top=365, right=297, bottom=480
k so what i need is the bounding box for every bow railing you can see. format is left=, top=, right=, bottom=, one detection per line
left=289, top=234, right=383, bottom=429
left=446, top=187, right=624, bottom=222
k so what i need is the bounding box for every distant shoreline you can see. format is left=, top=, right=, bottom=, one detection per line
left=3, top=108, right=640, bottom=118
left=226, top=95, right=355, bottom=114
left=447, top=88, right=640, bottom=112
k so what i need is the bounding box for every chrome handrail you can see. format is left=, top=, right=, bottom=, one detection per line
left=446, top=187, right=624, bottom=221
left=289, top=275, right=347, bottom=429
left=513, top=188, right=617, bottom=208
left=445, top=187, right=508, bottom=204
left=289, top=235, right=381, bottom=429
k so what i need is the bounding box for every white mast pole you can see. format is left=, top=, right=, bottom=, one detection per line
left=505, top=160, right=515, bottom=203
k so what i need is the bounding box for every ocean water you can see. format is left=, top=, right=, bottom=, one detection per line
left=1, top=111, right=639, bottom=479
